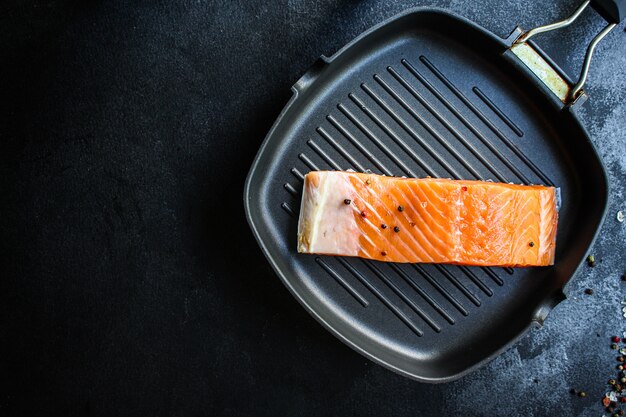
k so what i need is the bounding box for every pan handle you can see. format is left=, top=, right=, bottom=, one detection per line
left=512, top=0, right=623, bottom=104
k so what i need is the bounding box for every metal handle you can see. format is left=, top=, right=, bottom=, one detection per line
left=513, top=0, right=619, bottom=102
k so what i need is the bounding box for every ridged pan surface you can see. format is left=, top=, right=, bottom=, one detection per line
left=244, top=9, right=608, bottom=382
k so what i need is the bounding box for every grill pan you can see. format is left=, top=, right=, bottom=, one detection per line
left=244, top=3, right=618, bottom=382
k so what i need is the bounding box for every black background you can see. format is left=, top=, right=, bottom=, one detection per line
left=2, top=1, right=625, bottom=416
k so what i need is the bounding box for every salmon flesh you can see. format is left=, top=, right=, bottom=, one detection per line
left=297, top=171, right=558, bottom=267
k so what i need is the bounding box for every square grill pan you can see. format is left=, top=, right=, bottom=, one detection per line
left=244, top=9, right=608, bottom=382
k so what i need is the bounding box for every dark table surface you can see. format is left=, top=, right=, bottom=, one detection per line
left=2, top=1, right=625, bottom=416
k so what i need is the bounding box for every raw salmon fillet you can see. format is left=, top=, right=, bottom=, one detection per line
left=297, top=171, right=558, bottom=267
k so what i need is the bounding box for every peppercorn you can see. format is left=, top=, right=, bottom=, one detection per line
left=618, top=356, right=624, bottom=362
left=570, top=389, right=577, bottom=395
left=611, top=379, right=617, bottom=385
left=381, top=224, right=387, bottom=229
left=622, top=274, right=626, bottom=282
left=393, top=226, right=400, bottom=233
left=578, top=391, right=586, bottom=397
left=618, top=410, right=624, bottom=416
left=584, top=288, right=593, bottom=295
left=344, top=199, right=351, bottom=205
left=381, top=251, right=387, bottom=257
left=613, top=344, right=620, bottom=350
left=621, top=377, right=626, bottom=383
left=360, top=211, right=367, bottom=218
left=529, top=241, right=535, bottom=247
left=461, top=186, right=468, bottom=191
left=587, top=254, right=596, bottom=266
left=614, top=336, right=621, bottom=343
left=619, top=365, right=624, bottom=370
left=616, top=384, right=623, bottom=391
left=397, top=205, right=404, bottom=212
left=366, top=179, right=371, bottom=185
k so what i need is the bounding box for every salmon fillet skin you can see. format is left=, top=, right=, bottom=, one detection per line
left=297, top=171, right=558, bottom=267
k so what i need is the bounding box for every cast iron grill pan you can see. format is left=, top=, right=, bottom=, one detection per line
left=244, top=9, right=608, bottom=382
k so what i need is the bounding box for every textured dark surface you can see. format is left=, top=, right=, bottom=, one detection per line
left=1, top=0, right=624, bottom=416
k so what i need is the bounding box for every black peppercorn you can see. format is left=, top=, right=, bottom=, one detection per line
left=393, top=226, right=400, bottom=233
left=584, top=288, right=593, bottom=295
left=529, top=241, right=535, bottom=247
left=398, top=205, right=404, bottom=212
left=381, top=224, right=387, bottom=229
left=344, top=199, right=351, bottom=205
